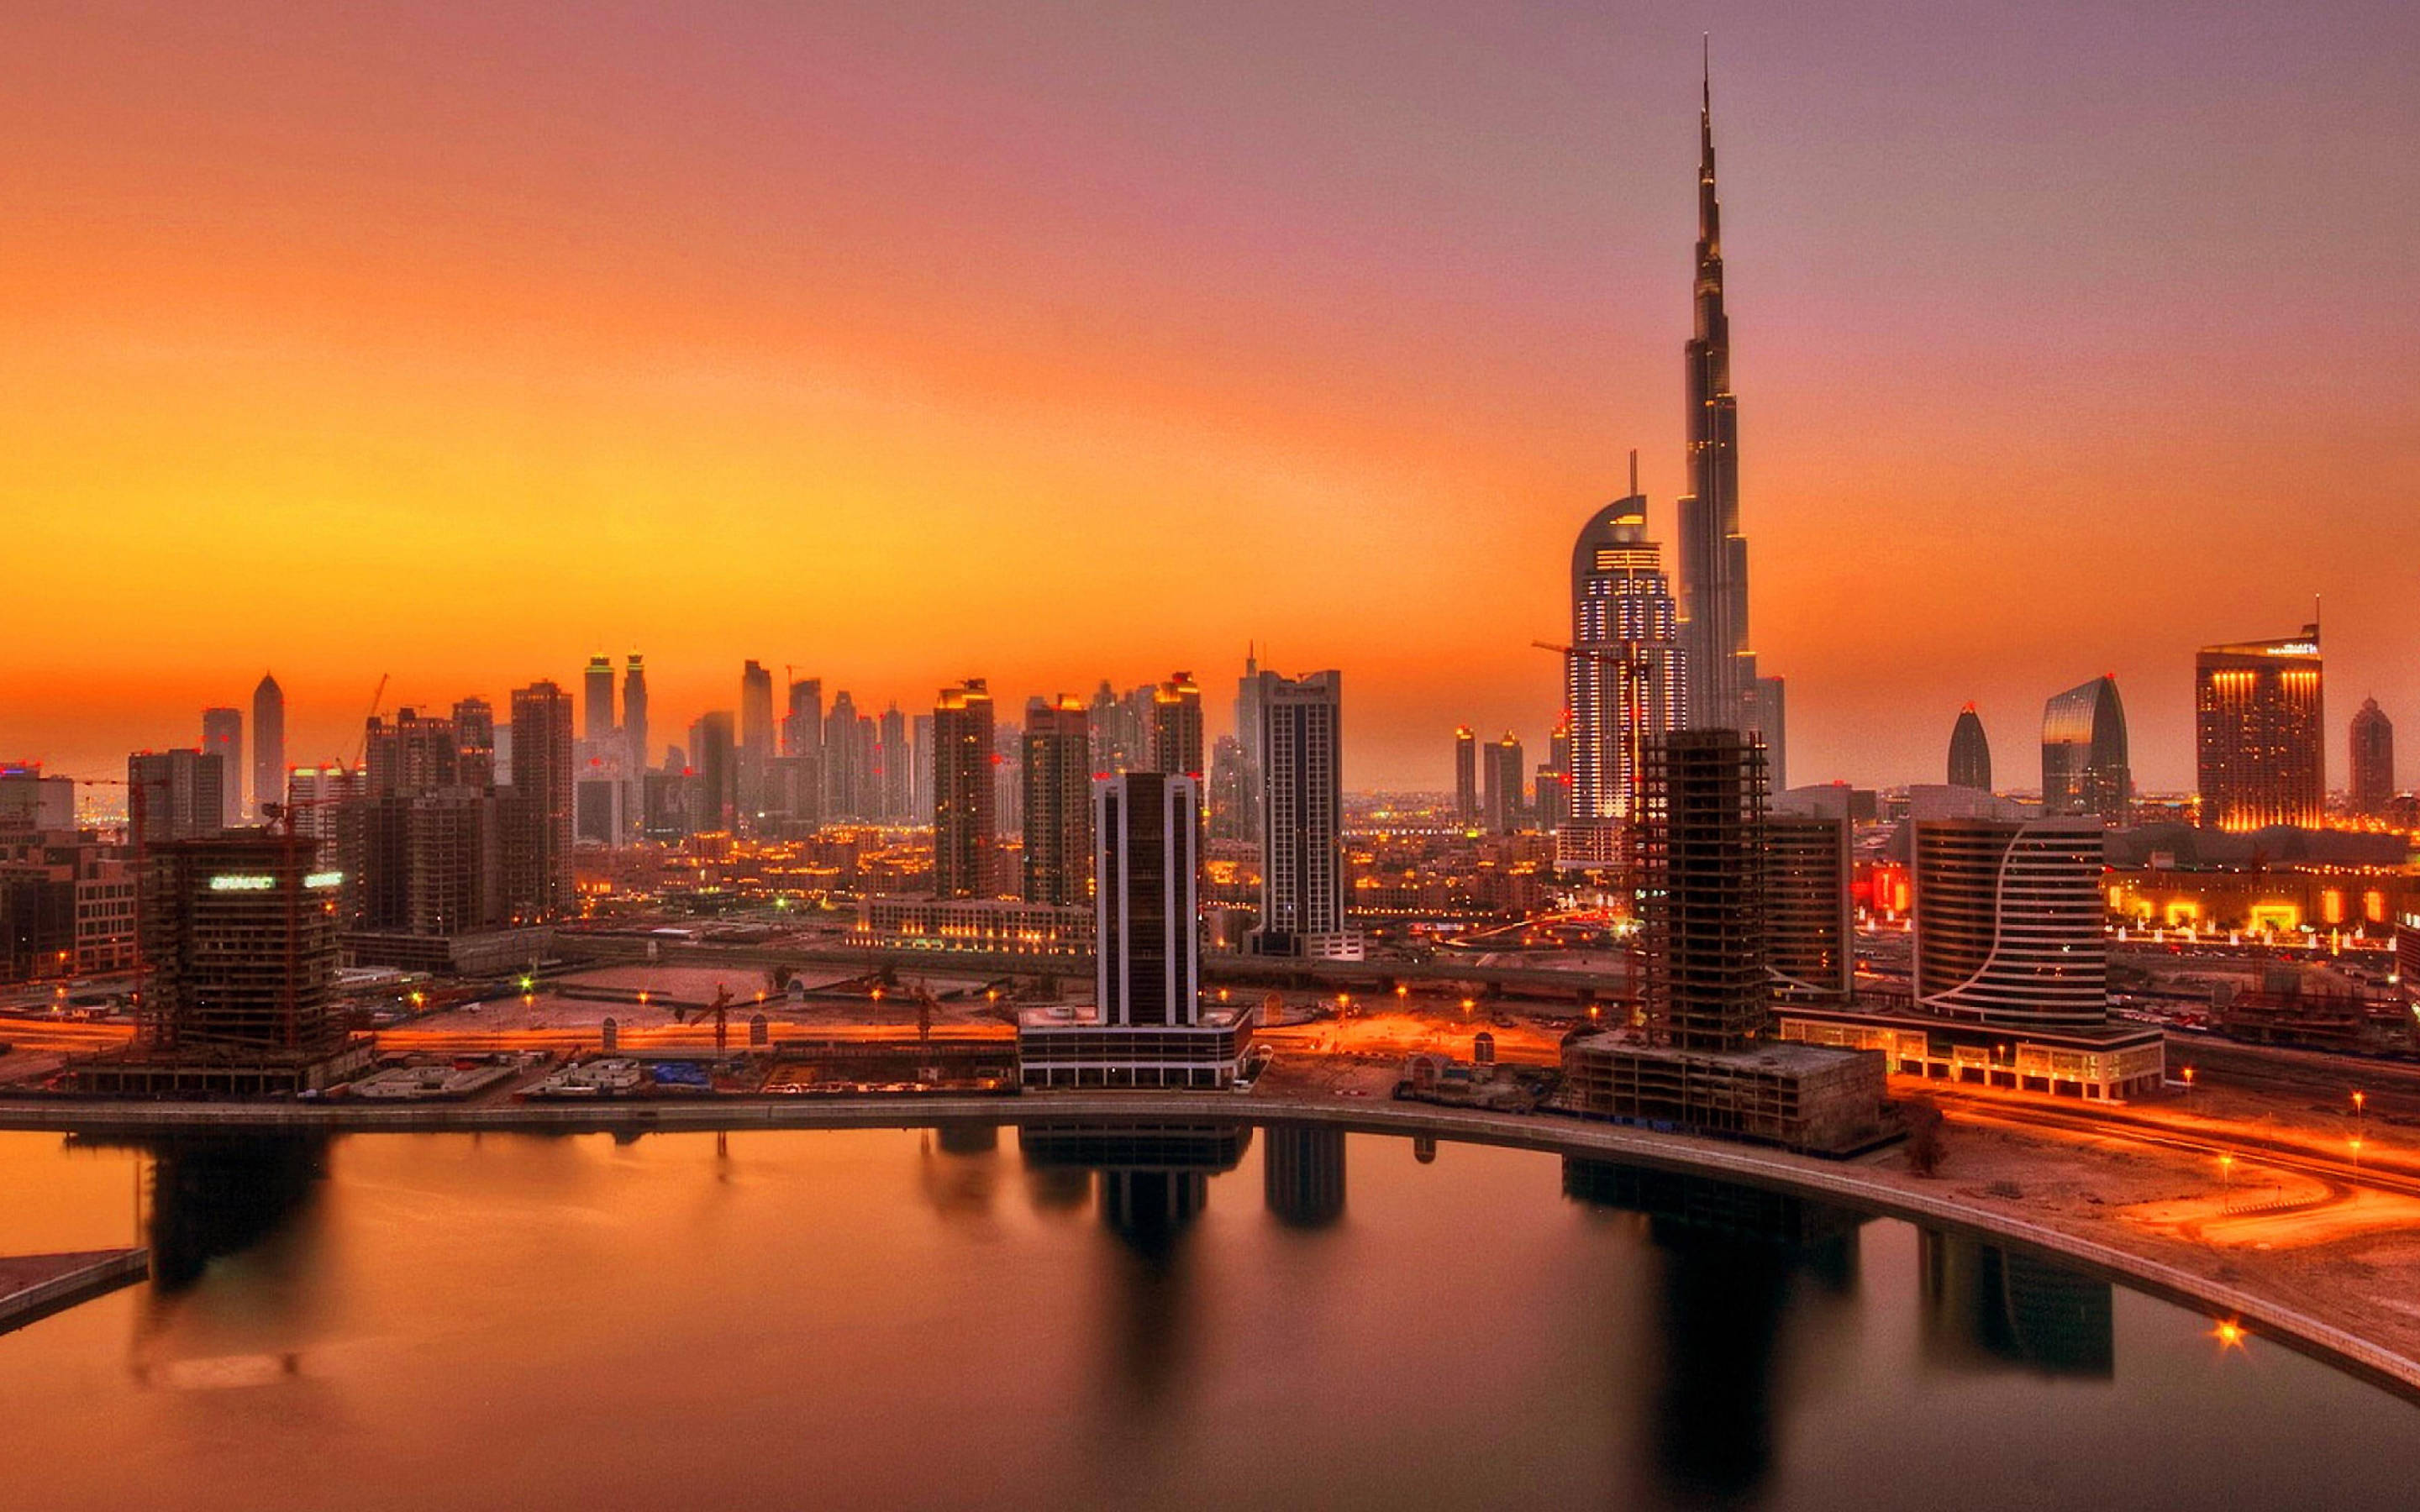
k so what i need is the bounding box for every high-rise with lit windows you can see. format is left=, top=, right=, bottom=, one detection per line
left=933, top=679, right=998, bottom=899
left=2196, top=624, right=2323, bottom=832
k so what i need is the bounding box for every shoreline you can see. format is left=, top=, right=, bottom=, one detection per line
left=7, top=1089, right=2418, bottom=1403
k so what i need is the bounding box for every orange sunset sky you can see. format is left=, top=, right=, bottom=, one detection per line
left=4, top=3, right=2415, bottom=791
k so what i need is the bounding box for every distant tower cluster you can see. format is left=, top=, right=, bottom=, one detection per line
left=2195, top=623, right=2323, bottom=831
left=1947, top=705, right=1991, bottom=792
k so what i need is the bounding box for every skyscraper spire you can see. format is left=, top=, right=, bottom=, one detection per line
left=1673, top=41, right=1786, bottom=780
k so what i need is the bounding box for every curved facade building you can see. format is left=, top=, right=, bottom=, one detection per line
left=2040, top=675, right=2131, bottom=822
left=1565, top=480, right=1684, bottom=866
left=1913, top=818, right=2107, bottom=1028
left=1948, top=705, right=1991, bottom=792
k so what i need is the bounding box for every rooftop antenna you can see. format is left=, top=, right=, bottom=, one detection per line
left=1628, top=449, right=1640, bottom=498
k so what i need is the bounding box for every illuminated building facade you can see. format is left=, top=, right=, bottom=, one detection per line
left=2350, top=697, right=2395, bottom=816
left=1948, top=704, right=1991, bottom=792
left=2196, top=625, right=2323, bottom=831
left=933, top=678, right=999, bottom=899
left=583, top=654, right=616, bottom=748
left=1565, top=468, right=1683, bottom=867
left=2040, top=675, right=2130, bottom=822
left=1021, top=695, right=1092, bottom=906
left=1150, top=673, right=1204, bottom=780
left=250, top=673, right=284, bottom=822
left=1912, top=818, right=2106, bottom=1027
left=76, top=829, right=371, bottom=1095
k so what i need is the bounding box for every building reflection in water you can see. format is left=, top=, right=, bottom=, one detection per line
left=1262, top=1125, right=1347, bottom=1230
left=145, top=1136, right=329, bottom=1294
left=1020, top=1120, right=1249, bottom=1431
left=918, top=1121, right=1005, bottom=1226
left=1564, top=1159, right=1865, bottom=1509
left=1920, top=1230, right=2114, bottom=1379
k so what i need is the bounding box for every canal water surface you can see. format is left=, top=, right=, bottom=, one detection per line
left=3, top=1125, right=2415, bottom=1511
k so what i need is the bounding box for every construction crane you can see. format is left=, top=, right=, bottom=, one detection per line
left=1531, top=638, right=1653, bottom=829
left=350, top=672, right=391, bottom=771
left=674, top=982, right=735, bottom=1055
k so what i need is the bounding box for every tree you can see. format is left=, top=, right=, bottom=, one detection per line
left=1902, top=1095, right=1947, bottom=1177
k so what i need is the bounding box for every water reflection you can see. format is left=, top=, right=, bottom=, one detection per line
left=1263, top=1125, right=1348, bottom=1230
left=145, top=1136, right=328, bottom=1294
left=4, top=1124, right=2417, bottom=1512
left=1921, top=1231, right=2114, bottom=1379
left=1565, top=1161, right=1866, bottom=1508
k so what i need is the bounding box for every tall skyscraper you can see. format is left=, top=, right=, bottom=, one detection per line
left=2041, top=675, right=2131, bottom=822
left=200, top=707, right=243, bottom=822
left=508, top=680, right=576, bottom=918
left=1094, top=772, right=1200, bottom=1027
left=825, top=690, right=865, bottom=821
left=1022, top=696, right=1092, bottom=906
left=688, top=711, right=736, bottom=833
left=910, top=713, right=935, bottom=823
left=1481, top=732, right=1525, bottom=835
left=127, top=749, right=227, bottom=845
left=250, top=673, right=285, bottom=822
left=1453, top=726, right=1478, bottom=825
left=1254, top=669, right=1346, bottom=957
left=1234, top=645, right=1265, bottom=844
left=2195, top=624, right=2323, bottom=832
left=1566, top=459, right=1684, bottom=864
left=933, top=679, right=998, bottom=899
left=1913, top=818, right=2106, bottom=1028
left=781, top=677, right=823, bottom=828
left=1674, top=60, right=1770, bottom=755
left=2350, top=697, right=2396, bottom=816
left=1948, top=705, right=1992, bottom=792
left=621, top=654, right=649, bottom=770
left=1150, top=672, right=1205, bottom=780
left=879, top=703, right=912, bottom=822
left=738, top=659, right=774, bottom=825
left=1207, top=734, right=1248, bottom=841
left=1634, top=728, right=1767, bottom=1053
left=583, top=654, right=616, bottom=748
left=364, top=707, right=460, bottom=796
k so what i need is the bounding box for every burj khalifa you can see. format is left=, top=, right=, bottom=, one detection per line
left=1674, top=53, right=1786, bottom=786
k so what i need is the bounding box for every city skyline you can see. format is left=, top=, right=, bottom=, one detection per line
left=5, top=6, right=2415, bottom=789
